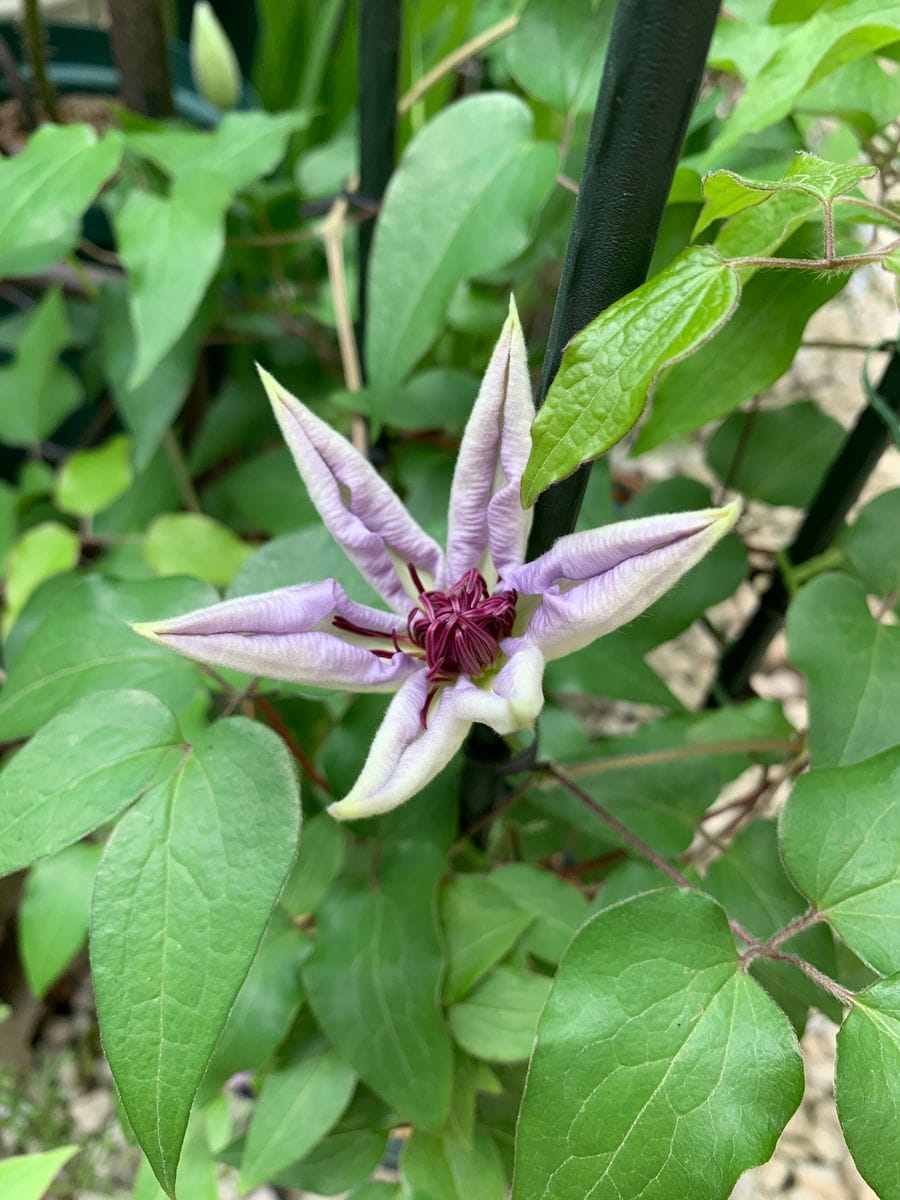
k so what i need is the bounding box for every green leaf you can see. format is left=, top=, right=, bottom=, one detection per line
left=127, top=111, right=310, bottom=195
left=712, top=186, right=821, bottom=260
left=840, top=488, right=900, bottom=594
left=440, top=875, right=533, bottom=1003
left=366, top=93, right=556, bottom=388
left=695, top=152, right=877, bottom=235
left=512, top=890, right=803, bottom=1200
left=523, top=246, right=740, bottom=504
left=55, top=434, right=134, bottom=518
left=0, top=124, right=122, bottom=275
left=634, top=237, right=847, bottom=452
left=0, top=689, right=180, bottom=878
left=0, top=1146, right=79, bottom=1200
left=115, top=172, right=230, bottom=386
left=240, top=1040, right=356, bottom=1191
left=0, top=288, right=82, bottom=446
left=706, top=401, right=844, bottom=507
left=144, top=512, right=253, bottom=586
left=99, top=280, right=205, bottom=471
left=710, top=0, right=900, bottom=156
left=92, top=717, right=300, bottom=1196
left=273, top=1088, right=391, bottom=1195
left=449, top=966, right=551, bottom=1063
left=787, top=573, right=900, bottom=767
left=19, top=842, right=102, bottom=997
left=506, top=0, right=614, bottom=113
left=0, top=575, right=217, bottom=741
left=781, top=745, right=900, bottom=976
left=836, top=975, right=900, bottom=1199
left=201, top=447, right=317, bottom=536
left=348, top=1183, right=401, bottom=1200
left=403, top=1126, right=506, bottom=1200
left=303, top=844, right=453, bottom=1128
left=280, top=812, right=345, bottom=917
left=4, top=522, right=80, bottom=632
left=230, top=526, right=382, bottom=608
left=490, top=864, right=589, bottom=964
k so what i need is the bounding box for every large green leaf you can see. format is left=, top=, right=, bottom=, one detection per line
left=840, top=488, right=900, bottom=594
left=836, top=975, right=900, bottom=1199
left=115, top=172, right=231, bottom=386
left=302, top=844, right=453, bottom=1128
left=0, top=1146, right=79, bottom=1200
left=787, top=573, right=900, bottom=767
left=780, top=746, right=900, bottom=976
left=0, top=288, right=82, bottom=446
left=365, top=93, right=556, bottom=388
left=0, top=575, right=217, bottom=741
left=710, top=0, right=900, bottom=155
left=0, top=689, right=180, bottom=878
left=18, top=842, right=102, bottom=997
left=705, top=400, right=844, bottom=507
left=440, top=875, right=533, bottom=1003
left=512, top=890, right=803, bottom=1200
left=0, top=124, right=122, bottom=276
left=91, top=717, right=300, bottom=1195
left=448, top=966, right=551, bottom=1063
left=239, top=1039, right=356, bottom=1192
left=523, top=246, right=740, bottom=504
left=403, top=1127, right=506, bottom=1200
left=506, top=0, right=614, bottom=113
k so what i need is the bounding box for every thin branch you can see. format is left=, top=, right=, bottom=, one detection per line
left=256, top=697, right=333, bottom=795
left=801, top=339, right=876, bottom=352
left=822, top=201, right=835, bottom=260
left=220, top=677, right=260, bottom=719
left=162, top=430, right=201, bottom=514
left=397, top=14, right=519, bottom=115
left=318, top=191, right=368, bottom=454
left=450, top=776, right=537, bottom=855
left=0, top=32, right=35, bottom=128
left=727, top=237, right=899, bottom=271
left=760, top=949, right=854, bottom=1006
left=546, top=763, right=759, bottom=946
left=841, top=194, right=900, bottom=227
left=559, top=737, right=795, bottom=783
left=21, top=0, right=58, bottom=120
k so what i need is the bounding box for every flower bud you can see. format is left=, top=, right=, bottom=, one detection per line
left=190, top=1, right=241, bottom=111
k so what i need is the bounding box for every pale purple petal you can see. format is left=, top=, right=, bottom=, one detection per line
left=260, top=368, right=446, bottom=613
left=132, top=579, right=418, bottom=690
left=451, top=643, right=545, bottom=735
left=327, top=672, right=471, bottom=820
left=502, top=502, right=741, bottom=660
left=446, top=298, right=534, bottom=584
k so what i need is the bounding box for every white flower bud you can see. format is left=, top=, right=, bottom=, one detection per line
left=190, top=1, right=241, bottom=111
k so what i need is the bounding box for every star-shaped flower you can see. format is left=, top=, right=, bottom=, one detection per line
left=134, top=302, right=739, bottom=820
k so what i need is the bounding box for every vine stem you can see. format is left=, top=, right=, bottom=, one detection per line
left=397, top=14, right=519, bottom=114
left=726, top=236, right=898, bottom=271
left=763, top=950, right=854, bottom=1006
left=319, top=189, right=367, bottom=454
left=21, top=0, right=58, bottom=120
left=0, top=31, right=35, bottom=128
left=162, top=431, right=201, bottom=513
left=558, top=736, right=795, bottom=782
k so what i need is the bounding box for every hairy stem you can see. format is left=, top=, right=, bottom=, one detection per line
left=761, top=950, right=854, bottom=1006
left=726, top=237, right=898, bottom=271
left=21, top=0, right=58, bottom=121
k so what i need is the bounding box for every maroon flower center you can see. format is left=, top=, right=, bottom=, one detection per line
left=407, top=566, right=517, bottom=683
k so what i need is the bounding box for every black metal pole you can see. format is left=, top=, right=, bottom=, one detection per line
left=356, top=0, right=401, bottom=349
left=527, top=0, right=721, bottom=559
left=714, top=349, right=900, bottom=701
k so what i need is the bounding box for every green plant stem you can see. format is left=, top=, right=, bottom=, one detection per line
left=526, top=0, right=721, bottom=559
left=21, top=0, right=58, bottom=121
left=727, top=237, right=897, bottom=271
left=162, top=430, right=201, bottom=513
left=107, top=0, right=173, bottom=117
left=714, top=348, right=900, bottom=700
left=356, top=0, right=401, bottom=348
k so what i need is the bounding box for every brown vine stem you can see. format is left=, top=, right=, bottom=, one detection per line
left=396, top=14, right=519, bottom=114
left=727, top=236, right=899, bottom=272
left=558, top=737, right=796, bottom=782
left=764, top=950, right=854, bottom=1007
left=21, top=0, right=58, bottom=120
left=546, top=763, right=760, bottom=947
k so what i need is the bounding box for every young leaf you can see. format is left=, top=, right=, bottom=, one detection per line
left=695, top=152, right=877, bottom=235
left=144, top=513, right=253, bottom=586
left=506, top=0, right=614, bottom=114
left=115, top=172, right=231, bottom=386
left=4, top=522, right=80, bottom=631
left=91, top=717, right=301, bottom=1196
left=448, top=966, right=551, bottom=1063
left=239, top=1040, right=356, bottom=1191
left=0, top=1146, right=79, bottom=1200
left=490, top=864, right=589, bottom=964
left=512, top=890, right=803, bottom=1200
left=840, top=488, right=900, bottom=595
left=709, top=1, right=900, bottom=156
left=19, top=842, right=102, bottom=997
left=0, top=289, right=82, bottom=446
left=787, top=574, right=900, bottom=767
left=403, top=1126, right=506, bottom=1200
left=366, top=93, right=557, bottom=388
left=274, top=1088, right=391, bottom=1196
left=780, top=746, right=900, bottom=976
left=55, top=434, right=134, bottom=519
left=0, top=124, right=122, bottom=276
left=302, top=844, right=453, bottom=1128
left=0, top=689, right=181, bottom=878
left=705, top=401, right=844, bottom=507
left=523, top=246, right=740, bottom=505
left=836, top=976, right=900, bottom=1199
left=440, top=875, right=533, bottom=1003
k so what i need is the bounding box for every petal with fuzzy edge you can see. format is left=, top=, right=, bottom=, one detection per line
left=503, top=502, right=740, bottom=660
left=260, top=367, right=446, bottom=613
left=328, top=671, right=471, bottom=820
left=132, top=579, right=419, bottom=690
left=446, top=298, right=534, bottom=584
left=452, top=642, right=545, bottom=735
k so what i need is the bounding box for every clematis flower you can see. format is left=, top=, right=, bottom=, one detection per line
left=133, top=301, right=739, bottom=820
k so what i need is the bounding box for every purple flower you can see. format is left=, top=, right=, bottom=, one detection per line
left=134, top=302, right=739, bottom=820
